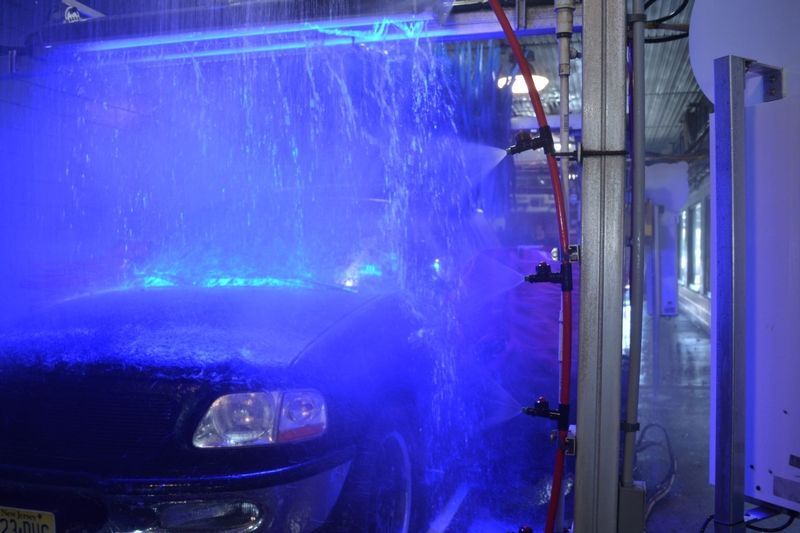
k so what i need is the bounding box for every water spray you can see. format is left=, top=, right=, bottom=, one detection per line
left=486, top=1, right=575, bottom=532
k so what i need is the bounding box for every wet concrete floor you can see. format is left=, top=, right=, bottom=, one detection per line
left=438, top=305, right=717, bottom=532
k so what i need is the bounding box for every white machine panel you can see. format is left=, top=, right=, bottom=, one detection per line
left=740, top=94, right=800, bottom=512
left=692, top=0, right=800, bottom=513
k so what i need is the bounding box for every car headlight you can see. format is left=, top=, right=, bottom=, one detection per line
left=192, top=390, right=327, bottom=448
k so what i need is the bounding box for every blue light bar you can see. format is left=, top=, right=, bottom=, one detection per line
left=76, top=14, right=433, bottom=53
left=62, top=12, right=552, bottom=66
left=112, top=23, right=462, bottom=64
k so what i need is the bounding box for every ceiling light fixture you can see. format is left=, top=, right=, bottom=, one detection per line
left=496, top=74, right=549, bottom=93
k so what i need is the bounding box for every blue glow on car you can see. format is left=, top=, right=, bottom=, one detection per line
left=142, top=276, right=176, bottom=288
left=201, top=276, right=310, bottom=289
left=131, top=272, right=312, bottom=290
left=358, top=264, right=383, bottom=277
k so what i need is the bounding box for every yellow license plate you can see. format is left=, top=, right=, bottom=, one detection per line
left=0, top=506, right=55, bottom=533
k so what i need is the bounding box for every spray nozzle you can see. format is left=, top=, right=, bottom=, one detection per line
left=505, top=126, right=555, bottom=156
left=523, top=396, right=570, bottom=431
left=524, top=261, right=573, bottom=292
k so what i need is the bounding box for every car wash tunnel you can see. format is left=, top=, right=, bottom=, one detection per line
left=0, top=0, right=798, bottom=532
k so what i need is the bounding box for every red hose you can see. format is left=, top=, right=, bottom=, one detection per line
left=485, top=2, right=573, bottom=532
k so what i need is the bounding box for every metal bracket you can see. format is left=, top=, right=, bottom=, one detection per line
left=551, top=244, right=580, bottom=266
left=553, top=144, right=628, bottom=163
left=620, top=421, right=640, bottom=433
left=566, top=424, right=577, bottom=456
left=746, top=61, right=783, bottom=102
left=626, top=13, right=647, bottom=24
left=579, top=145, right=628, bottom=161
left=568, top=244, right=581, bottom=263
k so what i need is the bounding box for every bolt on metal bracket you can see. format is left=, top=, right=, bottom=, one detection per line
left=746, top=61, right=783, bottom=102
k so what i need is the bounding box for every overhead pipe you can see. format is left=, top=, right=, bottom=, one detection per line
left=622, top=0, right=646, bottom=490
left=486, top=1, right=573, bottom=532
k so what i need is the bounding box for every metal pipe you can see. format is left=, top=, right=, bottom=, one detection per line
left=516, top=0, right=528, bottom=30
left=555, top=0, right=575, bottom=235
left=622, top=0, right=646, bottom=488
left=554, top=3, right=574, bottom=529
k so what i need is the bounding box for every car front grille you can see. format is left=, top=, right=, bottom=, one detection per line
left=0, top=372, right=193, bottom=474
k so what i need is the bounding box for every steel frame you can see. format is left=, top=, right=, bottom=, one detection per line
left=712, top=55, right=783, bottom=533
left=573, top=0, right=627, bottom=531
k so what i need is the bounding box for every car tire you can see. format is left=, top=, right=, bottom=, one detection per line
left=326, top=402, right=425, bottom=533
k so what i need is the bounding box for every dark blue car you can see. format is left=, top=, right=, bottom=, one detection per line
left=0, top=212, right=544, bottom=533
left=0, top=282, right=437, bottom=532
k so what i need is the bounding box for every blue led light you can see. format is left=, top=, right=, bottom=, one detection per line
left=135, top=38, right=349, bottom=62
left=65, top=15, right=465, bottom=65
left=311, top=19, right=425, bottom=41
left=358, top=264, right=383, bottom=277
left=77, top=15, right=433, bottom=53
left=133, top=27, right=459, bottom=63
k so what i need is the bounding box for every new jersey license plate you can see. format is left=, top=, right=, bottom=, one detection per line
left=0, top=506, right=55, bottom=533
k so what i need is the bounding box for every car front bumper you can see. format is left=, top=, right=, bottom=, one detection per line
left=0, top=451, right=352, bottom=532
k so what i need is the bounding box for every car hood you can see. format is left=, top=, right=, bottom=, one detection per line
left=0, top=286, right=377, bottom=372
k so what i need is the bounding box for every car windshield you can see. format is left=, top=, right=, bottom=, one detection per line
left=1, top=40, right=496, bottom=320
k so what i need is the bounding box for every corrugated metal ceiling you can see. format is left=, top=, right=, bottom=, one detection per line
left=508, top=0, right=705, bottom=155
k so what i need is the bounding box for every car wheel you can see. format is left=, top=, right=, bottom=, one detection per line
left=366, top=427, right=414, bottom=531
left=327, top=404, right=423, bottom=533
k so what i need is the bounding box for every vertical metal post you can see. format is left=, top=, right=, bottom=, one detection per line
left=555, top=0, right=575, bottom=235
left=652, top=205, right=662, bottom=387
left=515, top=0, right=528, bottom=30
left=574, top=0, right=627, bottom=531
left=617, top=1, right=648, bottom=527
left=8, top=49, right=17, bottom=75
left=712, top=55, right=748, bottom=533
left=622, top=0, right=646, bottom=489
left=554, top=3, right=575, bottom=529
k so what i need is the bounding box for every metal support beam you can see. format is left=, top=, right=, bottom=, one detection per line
left=574, top=0, right=627, bottom=531
left=712, top=54, right=783, bottom=533
left=712, top=53, right=748, bottom=533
